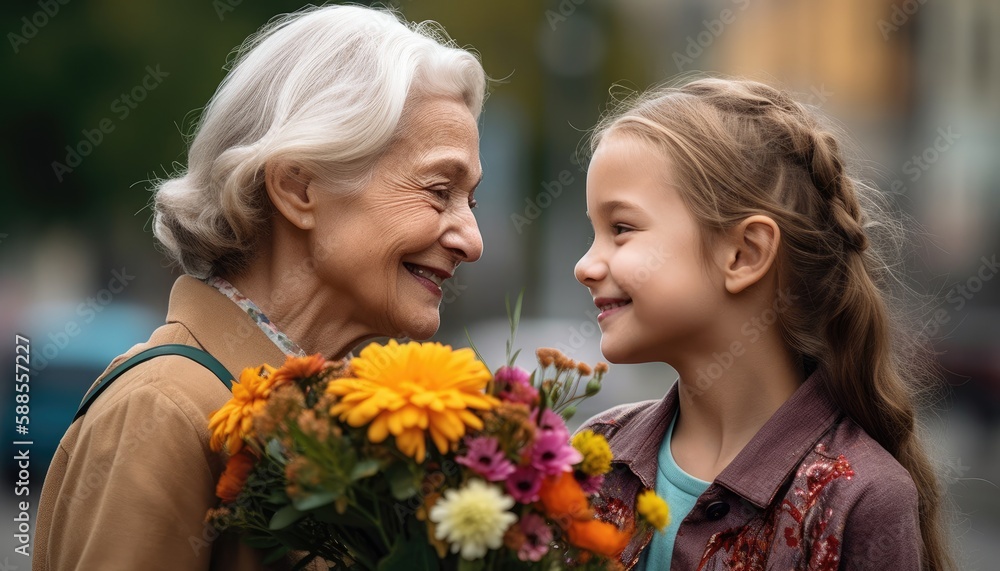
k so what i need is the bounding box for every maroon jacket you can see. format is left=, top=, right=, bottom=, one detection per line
left=577, top=367, right=923, bottom=570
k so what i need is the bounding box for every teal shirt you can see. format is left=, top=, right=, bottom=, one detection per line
left=638, top=412, right=711, bottom=570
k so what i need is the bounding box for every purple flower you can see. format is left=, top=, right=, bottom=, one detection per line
left=505, top=464, right=543, bottom=503
left=456, top=436, right=516, bottom=481
left=530, top=430, right=583, bottom=476
left=516, top=512, right=552, bottom=562
left=574, top=469, right=605, bottom=495
left=496, top=366, right=538, bottom=406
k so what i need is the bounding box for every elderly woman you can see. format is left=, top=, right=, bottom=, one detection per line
left=35, top=6, right=486, bottom=570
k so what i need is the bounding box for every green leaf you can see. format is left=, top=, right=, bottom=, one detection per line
left=386, top=462, right=419, bottom=501
left=261, top=544, right=291, bottom=564
left=266, top=488, right=290, bottom=505
left=242, top=534, right=280, bottom=549
left=269, top=504, right=307, bottom=530
left=265, top=438, right=287, bottom=463
left=458, top=557, right=486, bottom=571
left=292, top=490, right=337, bottom=511
left=377, top=533, right=439, bottom=571
left=512, top=289, right=524, bottom=334
left=464, top=327, right=489, bottom=371
left=312, top=505, right=374, bottom=528
left=350, top=458, right=381, bottom=481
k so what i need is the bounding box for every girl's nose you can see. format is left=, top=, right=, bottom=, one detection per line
left=575, top=246, right=607, bottom=286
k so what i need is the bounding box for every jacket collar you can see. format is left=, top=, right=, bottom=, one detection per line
left=608, top=367, right=841, bottom=509
left=165, top=275, right=288, bottom=379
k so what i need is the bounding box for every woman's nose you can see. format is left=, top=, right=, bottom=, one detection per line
left=442, top=207, right=484, bottom=263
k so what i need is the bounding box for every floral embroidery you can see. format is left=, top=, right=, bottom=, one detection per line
left=696, top=454, right=854, bottom=571
left=204, top=275, right=306, bottom=357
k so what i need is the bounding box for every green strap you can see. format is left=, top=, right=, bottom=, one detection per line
left=74, top=344, right=233, bottom=422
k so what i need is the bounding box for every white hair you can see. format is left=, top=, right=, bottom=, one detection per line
left=151, top=4, right=487, bottom=278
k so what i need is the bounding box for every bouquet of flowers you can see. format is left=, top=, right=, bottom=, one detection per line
left=206, top=300, right=668, bottom=570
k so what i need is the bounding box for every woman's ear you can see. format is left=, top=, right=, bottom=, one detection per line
left=721, top=215, right=780, bottom=294
left=264, top=161, right=316, bottom=230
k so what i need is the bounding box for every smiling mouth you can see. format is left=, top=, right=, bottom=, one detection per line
left=594, top=297, right=632, bottom=321
left=403, top=262, right=447, bottom=287
left=596, top=298, right=632, bottom=312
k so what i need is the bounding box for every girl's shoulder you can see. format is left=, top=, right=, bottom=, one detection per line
left=816, top=415, right=920, bottom=510
left=577, top=397, right=665, bottom=436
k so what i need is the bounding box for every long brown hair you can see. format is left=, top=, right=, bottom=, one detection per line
left=591, top=77, right=953, bottom=570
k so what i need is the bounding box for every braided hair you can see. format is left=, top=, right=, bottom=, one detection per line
left=591, top=77, right=953, bottom=571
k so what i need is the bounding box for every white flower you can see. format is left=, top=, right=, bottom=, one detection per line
left=428, top=479, right=518, bottom=560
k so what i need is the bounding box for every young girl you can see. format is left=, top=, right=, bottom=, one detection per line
left=574, top=78, right=952, bottom=570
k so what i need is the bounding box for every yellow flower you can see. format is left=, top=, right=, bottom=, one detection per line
left=636, top=489, right=669, bottom=532
left=208, top=364, right=281, bottom=453
left=572, top=430, right=613, bottom=476
left=326, top=340, right=498, bottom=462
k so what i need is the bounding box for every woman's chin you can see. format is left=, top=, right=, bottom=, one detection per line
left=393, top=311, right=440, bottom=340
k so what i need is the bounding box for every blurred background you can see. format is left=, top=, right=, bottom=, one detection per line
left=1, top=0, right=998, bottom=567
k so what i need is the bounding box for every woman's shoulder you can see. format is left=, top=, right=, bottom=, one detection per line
left=81, top=322, right=234, bottom=429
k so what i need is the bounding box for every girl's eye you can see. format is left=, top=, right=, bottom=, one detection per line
left=612, top=224, right=632, bottom=236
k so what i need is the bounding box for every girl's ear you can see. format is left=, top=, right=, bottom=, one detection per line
left=721, top=215, right=780, bottom=294
left=264, top=161, right=317, bottom=230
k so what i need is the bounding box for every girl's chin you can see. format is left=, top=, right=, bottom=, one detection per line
left=599, top=338, right=636, bottom=365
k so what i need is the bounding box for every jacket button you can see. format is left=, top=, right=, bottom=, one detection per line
left=705, top=501, right=730, bottom=520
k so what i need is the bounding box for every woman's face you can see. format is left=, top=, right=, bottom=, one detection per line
left=312, top=96, right=483, bottom=340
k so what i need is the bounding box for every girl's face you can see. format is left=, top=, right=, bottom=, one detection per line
left=575, top=133, right=725, bottom=364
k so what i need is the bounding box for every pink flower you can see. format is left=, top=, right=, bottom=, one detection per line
left=506, top=464, right=543, bottom=503
left=530, top=430, right=583, bottom=476
left=574, top=469, right=605, bottom=495
left=496, top=366, right=538, bottom=406
left=535, top=408, right=570, bottom=439
left=516, top=512, right=552, bottom=562
left=456, top=436, right=516, bottom=481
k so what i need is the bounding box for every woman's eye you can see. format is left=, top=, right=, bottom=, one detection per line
left=468, top=198, right=478, bottom=209
left=427, top=186, right=450, bottom=201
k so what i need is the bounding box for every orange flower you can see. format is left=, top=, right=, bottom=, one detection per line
left=209, top=364, right=281, bottom=453
left=567, top=519, right=631, bottom=559
left=271, top=354, right=328, bottom=385
left=326, top=341, right=496, bottom=462
left=216, top=448, right=257, bottom=503
left=538, top=471, right=590, bottom=521
left=539, top=471, right=631, bottom=558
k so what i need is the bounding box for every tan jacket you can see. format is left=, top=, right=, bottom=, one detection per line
left=35, top=275, right=326, bottom=571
